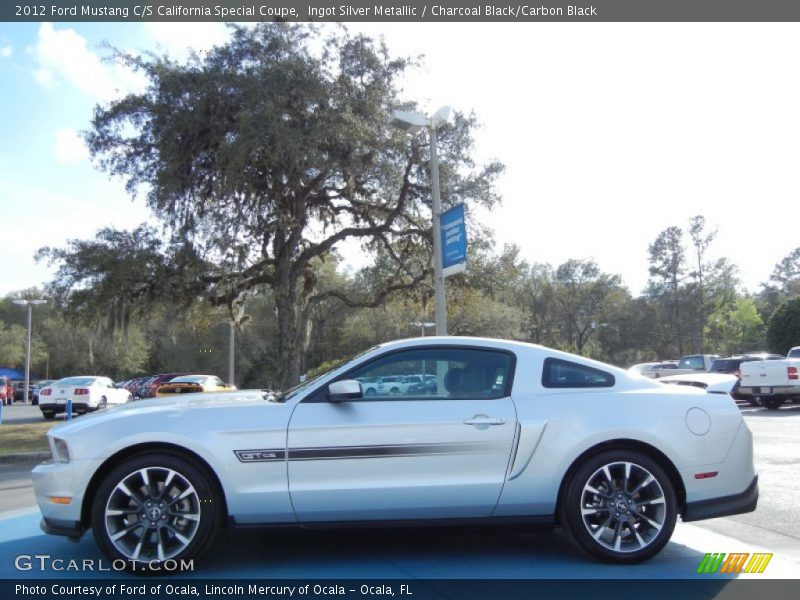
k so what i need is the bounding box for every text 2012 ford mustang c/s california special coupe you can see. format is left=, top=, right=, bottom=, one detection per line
left=33, top=337, right=757, bottom=570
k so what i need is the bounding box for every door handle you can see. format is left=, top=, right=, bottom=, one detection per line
left=464, top=415, right=506, bottom=426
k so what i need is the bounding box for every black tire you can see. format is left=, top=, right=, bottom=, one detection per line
left=747, top=396, right=761, bottom=407
left=761, top=397, right=784, bottom=410
left=91, top=452, right=221, bottom=573
left=365, top=388, right=376, bottom=396
left=42, top=411, right=55, bottom=420
left=559, top=449, right=677, bottom=563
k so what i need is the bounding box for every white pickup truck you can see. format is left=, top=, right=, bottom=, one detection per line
left=630, top=354, right=719, bottom=379
left=738, top=346, right=800, bottom=409
left=663, top=354, right=720, bottom=377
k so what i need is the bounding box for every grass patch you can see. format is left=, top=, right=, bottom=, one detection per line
left=0, top=421, right=56, bottom=454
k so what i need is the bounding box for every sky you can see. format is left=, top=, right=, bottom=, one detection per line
left=1, top=21, right=798, bottom=297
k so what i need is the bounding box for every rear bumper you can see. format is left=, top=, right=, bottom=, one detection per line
left=39, top=402, right=91, bottom=413
left=682, top=475, right=758, bottom=522
left=739, top=386, right=799, bottom=397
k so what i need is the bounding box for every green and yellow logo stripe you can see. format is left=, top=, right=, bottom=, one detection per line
left=697, top=552, right=772, bottom=574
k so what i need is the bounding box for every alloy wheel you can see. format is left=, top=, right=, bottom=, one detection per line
left=104, top=466, right=201, bottom=561
left=579, top=461, right=667, bottom=553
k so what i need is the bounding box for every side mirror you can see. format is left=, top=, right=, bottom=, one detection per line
left=327, top=380, right=363, bottom=402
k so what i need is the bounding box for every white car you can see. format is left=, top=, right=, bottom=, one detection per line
left=38, top=376, right=132, bottom=419
left=32, top=337, right=757, bottom=571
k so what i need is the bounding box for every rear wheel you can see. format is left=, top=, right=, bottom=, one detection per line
left=42, top=411, right=55, bottom=420
left=91, top=452, right=221, bottom=573
left=559, top=450, right=677, bottom=563
left=761, top=397, right=784, bottom=410
left=747, top=396, right=761, bottom=407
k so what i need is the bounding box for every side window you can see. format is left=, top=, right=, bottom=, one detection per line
left=343, top=347, right=514, bottom=401
left=542, top=358, right=615, bottom=388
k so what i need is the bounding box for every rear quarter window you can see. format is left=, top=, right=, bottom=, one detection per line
left=542, top=358, right=615, bottom=388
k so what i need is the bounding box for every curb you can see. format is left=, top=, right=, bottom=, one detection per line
left=0, top=451, right=50, bottom=465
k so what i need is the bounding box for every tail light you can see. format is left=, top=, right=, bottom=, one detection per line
left=40, top=389, right=51, bottom=396
left=74, top=388, right=89, bottom=395
left=789, top=367, right=798, bottom=381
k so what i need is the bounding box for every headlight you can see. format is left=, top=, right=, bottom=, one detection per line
left=51, top=437, right=70, bottom=463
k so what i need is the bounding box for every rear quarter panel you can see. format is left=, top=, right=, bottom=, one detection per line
left=494, top=348, right=746, bottom=516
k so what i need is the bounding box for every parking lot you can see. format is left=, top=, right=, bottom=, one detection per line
left=0, top=402, right=798, bottom=581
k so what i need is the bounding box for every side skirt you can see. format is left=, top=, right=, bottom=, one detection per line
left=229, top=515, right=555, bottom=532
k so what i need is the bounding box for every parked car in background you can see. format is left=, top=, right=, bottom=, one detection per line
left=38, top=376, right=132, bottom=419
left=134, top=373, right=194, bottom=400
left=739, top=347, right=800, bottom=410
left=668, top=354, right=721, bottom=376
left=32, top=380, right=56, bottom=405
left=708, top=354, right=784, bottom=405
left=33, top=337, right=757, bottom=571
left=13, top=381, right=29, bottom=402
left=628, top=361, right=679, bottom=379
left=155, top=374, right=234, bottom=397
left=0, top=376, right=12, bottom=405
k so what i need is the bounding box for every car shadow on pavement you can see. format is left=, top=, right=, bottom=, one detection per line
left=739, top=404, right=800, bottom=418
left=0, top=511, right=736, bottom=588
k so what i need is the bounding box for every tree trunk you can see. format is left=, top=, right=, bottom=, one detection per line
left=274, top=288, right=302, bottom=390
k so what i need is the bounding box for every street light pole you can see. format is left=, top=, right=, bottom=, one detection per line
left=390, top=107, right=454, bottom=337
left=228, top=322, right=235, bottom=387
left=412, top=321, right=435, bottom=337
left=13, top=299, right=46, bottom=404
left=428, top=125, right=447, bottom=337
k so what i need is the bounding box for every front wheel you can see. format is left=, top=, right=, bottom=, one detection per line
left=91, top=453, right=221, bottom=573
left=559, top=450, right=677, bottom=563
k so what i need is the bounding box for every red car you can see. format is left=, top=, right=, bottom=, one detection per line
left=0, top=376, right=13, bottom=406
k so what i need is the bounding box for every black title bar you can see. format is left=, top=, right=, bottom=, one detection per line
left=5, top=1, right=800, bottom=22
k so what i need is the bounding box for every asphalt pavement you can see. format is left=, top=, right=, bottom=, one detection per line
left=0, top=401, right=798, bottom=580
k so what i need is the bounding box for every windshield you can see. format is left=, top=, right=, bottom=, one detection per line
left=678, top=356, right=706, bottom=370
left=170, top=375, right=208, bottom=383
left=278, top=345, right=378, bottom=402
left=54, top=377, right=97, bottom=386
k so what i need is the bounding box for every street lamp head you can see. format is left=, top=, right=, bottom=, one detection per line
left=430, top=106, right=454, bottom=129
left=389, top=110, right=428, bottom=134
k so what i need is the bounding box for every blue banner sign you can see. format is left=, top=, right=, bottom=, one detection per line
left=440, top=204, right=467, bottom=277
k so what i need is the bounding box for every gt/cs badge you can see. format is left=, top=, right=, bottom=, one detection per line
left=234, top=449, right=284, bottom=462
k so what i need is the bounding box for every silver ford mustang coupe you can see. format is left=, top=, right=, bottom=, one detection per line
left=33, top=337, right=757, bottom=569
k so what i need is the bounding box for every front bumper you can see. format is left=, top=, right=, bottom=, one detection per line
left=682, top=475, right=758, bottom=522
left=40, top=517, right=85, bottom=541
left=32, top=459, right=96, bottom=541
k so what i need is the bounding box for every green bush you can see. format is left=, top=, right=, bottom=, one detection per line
left=766, top=297, right=800, bottom=355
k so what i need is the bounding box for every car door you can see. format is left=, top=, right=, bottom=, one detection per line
left=287, top=346, right=518, bottom=522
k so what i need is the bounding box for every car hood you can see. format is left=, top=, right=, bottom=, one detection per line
left=48, top=389, right=277, bottom=437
